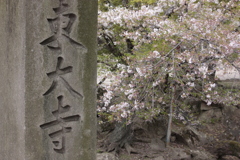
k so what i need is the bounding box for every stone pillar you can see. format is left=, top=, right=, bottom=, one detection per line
left=0, top=0, right=97, bottom=159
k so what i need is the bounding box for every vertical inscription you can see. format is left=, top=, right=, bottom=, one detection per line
left=40, top=0, right=86, bottom=154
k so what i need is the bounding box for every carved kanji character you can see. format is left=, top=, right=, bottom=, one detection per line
left=40, top=95, right=81, bottom=153
left=43, top=57, right=83, bottom=97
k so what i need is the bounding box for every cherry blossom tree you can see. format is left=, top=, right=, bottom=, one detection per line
left=97, top=0, right=240, bottom=150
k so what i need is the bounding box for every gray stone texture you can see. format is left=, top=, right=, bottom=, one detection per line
left=97, top=153, right=118, bottom=160
left=0, top=0, right=97, bottom=160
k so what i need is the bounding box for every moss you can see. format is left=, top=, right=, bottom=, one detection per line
left=97, top=149, right=103, bottom=153
left=228, top=141, right=240, bottom=153
left=209, top=118, right=220, bottom=124
left=172, top=118, right=185, bottom=127
left=217, top=140, right=240, bottom=157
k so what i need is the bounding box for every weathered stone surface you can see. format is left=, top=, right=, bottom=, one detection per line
left=221, top=155, right=240, bottom=160
left=215, top=66, right=240, bottom=88
left=154, top=155, right=165, bottom=160
left=190, top=150, right=216, bottom=160
left=198, top=109, right=222, bottom=122
left=97, top=153, right=118, bottom=160
left=215, top=67, right=240, bottom=81
left=0, top=1, right=26, bottom=159
left=150, top=139, right=165, bottom=151
left=223, top=107, right=240, bottom=142
left=171, top=125, right=205, bottom=147
left=169, top=147, right=191, bottom=160
left=0, top=0, right=97, bottom=159
left=200, top=102, right=218, bottom=111
left=218, top=80, right=240, bottom=89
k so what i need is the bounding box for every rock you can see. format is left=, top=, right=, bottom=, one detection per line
left=171, top=125, right=208, bottom=147
left=150, top=138, right=166, bottom=151
left=169, top=147, right=191, bottom=160
left=154, top=155, right=165, bottom=160
left=97, top=153, right=118, bottom=160
left=170, top=135, right=176, bottom=142
left=190, top=150, right=216, bottom=160
left=186, top=126, right=208, bottom=143
left=221, top=155, right=240, bottom=160
left=215, top=66, right=240, bottom=81
left=200, top=102, right=218, bottom=111
left=224, top=107, right=240, bottom=141
left=198, top=108, right=222, bottom=122
left=215, top=141, right=240, bottom=159
left=218, top=80, right=240, bottom=89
